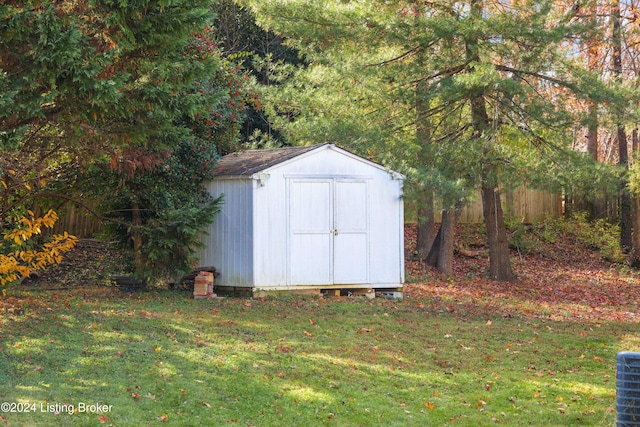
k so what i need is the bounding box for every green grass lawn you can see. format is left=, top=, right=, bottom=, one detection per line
left=0, top=289, right=634, bottom=426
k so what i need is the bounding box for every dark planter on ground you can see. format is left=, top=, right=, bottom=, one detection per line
left=111, top=276, right=147, bottom=292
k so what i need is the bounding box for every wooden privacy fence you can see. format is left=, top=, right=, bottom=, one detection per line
left=54, top=204, right=103, bottom=237
left=564, top=193, right=619, bottom=223
left=434, top=185, right=562, bottom=224
left=35, top=202, right=103, bottom=238
left=48, top=185, right=563, bottom=236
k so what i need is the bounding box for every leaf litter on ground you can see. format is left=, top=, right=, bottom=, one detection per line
left=404, top=223, right=640, bottom=323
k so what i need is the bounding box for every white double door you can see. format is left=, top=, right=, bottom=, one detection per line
left=289, top=178, right=369, bottom=285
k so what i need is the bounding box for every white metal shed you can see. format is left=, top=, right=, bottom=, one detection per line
left=197, top=143, right=404, bottom=295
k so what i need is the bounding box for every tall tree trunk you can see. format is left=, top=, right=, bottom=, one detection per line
left=131, top=201, right=145, bottom=277
left=631, top=130, right=640, bottom=266
left=416, top=190, right=435, bottom=259
left=613, top=0, right=632, bottom=252
left=586, top=102, right=600, bottom=219
left=619, top=126, right=632, bottom=252
left=585, top=1, right=600, bottom=220
left=436, top=206, right=458, bottom=276
left=426, top=206, right=459, bottom=276
left=632, top=197, right=640, bottom=267
left=425, top=217, right=441, bottom=267
left=415, top=80, right=435, bottom=259
left=481, top=184, right=516, bottom=281
left=466, top=0, right=515, bottom=281
left=586, top=109, right=599, bottom=161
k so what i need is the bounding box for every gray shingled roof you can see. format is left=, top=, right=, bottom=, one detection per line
left=213, top=144, right=324, bottom=176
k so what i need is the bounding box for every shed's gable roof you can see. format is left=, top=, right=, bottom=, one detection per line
left=213, top=144, right=322, bottom=176
left=213, top=143, right=404, bottom=180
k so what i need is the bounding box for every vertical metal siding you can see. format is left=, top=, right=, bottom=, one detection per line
left=199, top=179, right=253, bottom=287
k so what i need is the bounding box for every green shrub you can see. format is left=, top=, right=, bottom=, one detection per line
left=505, top=216, right=537, bottom=254
left=541, top=212, right=625, bottom=263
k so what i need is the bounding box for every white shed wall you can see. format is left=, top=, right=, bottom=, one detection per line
left=252, top=175, right=288, bottom=287
left=252, top=147, right=404, bottom=289
left=199, top=144, right=404, bottom=291
left=199, top=179, right=254, bottom=287
left=368, top=173, right=405, bottom=285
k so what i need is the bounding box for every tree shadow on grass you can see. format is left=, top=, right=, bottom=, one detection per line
left=0, top=289, right=622, bottom=426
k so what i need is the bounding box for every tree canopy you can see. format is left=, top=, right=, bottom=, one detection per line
left=1, top=0, right=220, bottom=212
left=241, top=0, right=632, bottom=279
left=3, top=0, right=639, bottom=283
left=1, top=0, right=254, bottom=282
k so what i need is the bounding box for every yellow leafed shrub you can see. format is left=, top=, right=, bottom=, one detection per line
left=0, top=209, right=77, bottom=289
